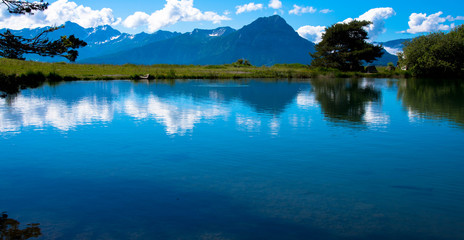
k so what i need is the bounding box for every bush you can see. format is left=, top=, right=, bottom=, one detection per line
left=399, top=24, right=464, bottom=77
left=233, top=59, right=252, bottom=67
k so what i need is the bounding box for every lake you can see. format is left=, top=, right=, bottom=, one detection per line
left=1, top=78, right=463, bottom=239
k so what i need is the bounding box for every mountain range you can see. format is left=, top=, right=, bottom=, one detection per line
left=375, top=38, right=411, bottom=58
left=1, top=15, right=404, bottom=66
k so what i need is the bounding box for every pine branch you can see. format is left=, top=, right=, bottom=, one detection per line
left=0, top=27, right=87, bottom=61
left=1, top=0, right=48, bottom=14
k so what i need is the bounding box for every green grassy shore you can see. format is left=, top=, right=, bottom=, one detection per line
left=0, top=58, right=410, bottom=94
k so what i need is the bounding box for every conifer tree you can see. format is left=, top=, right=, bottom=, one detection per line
left=0, top=0, right=87, bottom=61
left=310, top=20, right=383, bottom=71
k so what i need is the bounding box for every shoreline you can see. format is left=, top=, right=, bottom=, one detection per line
left=0, top=58, right=410, bottom=80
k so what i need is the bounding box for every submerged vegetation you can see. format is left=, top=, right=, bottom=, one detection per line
left=0, top=212, right=41, bottom=239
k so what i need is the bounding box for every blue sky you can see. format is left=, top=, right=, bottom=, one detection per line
left=1, top=0, right=463, bottom=42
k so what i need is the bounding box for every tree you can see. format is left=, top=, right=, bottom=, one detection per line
left=398, top=24, right=464, bottom=77
left=0, top=0, right=87, bottom=62
left=0, top=27, right=87, bottom=61
left=310, top=20, right=383, bottom=71
left=1, top=0, right=48, bottom=14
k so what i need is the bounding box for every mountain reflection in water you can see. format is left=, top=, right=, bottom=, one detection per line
left=1, top=79, right=464, bottom=134
left=1, top=79, right=464, bottom=240
left=1, top=80, right=306, bottom=134
left=0, top=79, right=405, bottom=134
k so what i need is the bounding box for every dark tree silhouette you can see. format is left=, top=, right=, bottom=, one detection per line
left=0, top=212, right=42, bottom=239
left=0, top=0, right=87, bottom=62
left=0, top=26, right=87, bottom=61
left=310, top=20, right=383, bottom=71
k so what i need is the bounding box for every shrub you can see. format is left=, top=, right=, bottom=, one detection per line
left=233, top=59, right=252, bottom=67
left=398, top=24, right=464, bottom=77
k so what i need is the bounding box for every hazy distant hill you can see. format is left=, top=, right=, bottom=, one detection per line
left=375, top=38, right=411, bottom=56
left=1, top=15, right=400, bottom=66
left=369, top=39, right=412, bottom=65
left=371, top=49, right=399, bottom=66
left=378, top=38, right=411, bottom=49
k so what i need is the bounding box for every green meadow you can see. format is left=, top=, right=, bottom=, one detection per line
left=0, top=58, right=409, bottom=81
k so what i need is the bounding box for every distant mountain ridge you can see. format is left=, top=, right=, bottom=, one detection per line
left=375, top=38, right=411, bottom=57
left=0, top=22, right=181, bottom=61
left=1, top=15, right=399, bottom=66
left=194, top=15, right=316, bottom=66
left=377, top=39, right=411, bottom=49
left=83, top=15, right=316, bottom=66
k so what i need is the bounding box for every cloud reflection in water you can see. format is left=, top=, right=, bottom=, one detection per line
left=0, top=80, right=398, bottom=135
left=0, top=96, right=113, bottom=132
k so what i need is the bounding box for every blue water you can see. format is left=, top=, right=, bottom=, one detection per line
left=1, top=79, right=463, bottom=239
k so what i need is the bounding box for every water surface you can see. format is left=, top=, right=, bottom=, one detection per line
left=1, top=79, right=464, bottom=239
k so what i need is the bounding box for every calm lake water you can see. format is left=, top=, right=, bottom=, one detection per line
left=1, top=79, right=464, bottom=239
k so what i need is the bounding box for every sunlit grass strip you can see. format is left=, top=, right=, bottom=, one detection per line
left=0, top=58, right=410, bottom=81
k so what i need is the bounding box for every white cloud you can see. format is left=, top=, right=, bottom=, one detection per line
left=319, top=9, right=333, bottom=14
left=123, top=0, right=230, bottom=32
left=343, top=7, right=396, bottom=39
left=289, top=5, right=316, bottom=15
left=122, top=12, right=150, bottom=29
left=296, top=25, right=326, bottom=43
left=268, top=0, right=282, bottom=10
left=236, top=3, right=263, bottom=15
left=0, top=6, right=5, bottom=18
left=446, top=15, right=464, bottom=21
left=404, top=12, right=454, bottom=34
left=0, top=0, right=121, bottom=29
left=296, top=8, right=395, bottom=43
left=383, top=46, right=402, bottom=55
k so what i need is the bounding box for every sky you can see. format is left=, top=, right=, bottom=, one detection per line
left=0, top=0, right=463, bottom=42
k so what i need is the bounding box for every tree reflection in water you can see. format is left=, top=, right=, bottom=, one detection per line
left=310, top=79, right=381, bottom=124
left=398, top=79, right=464, bottom=127
left=0, top=212, right=41, bottom=239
